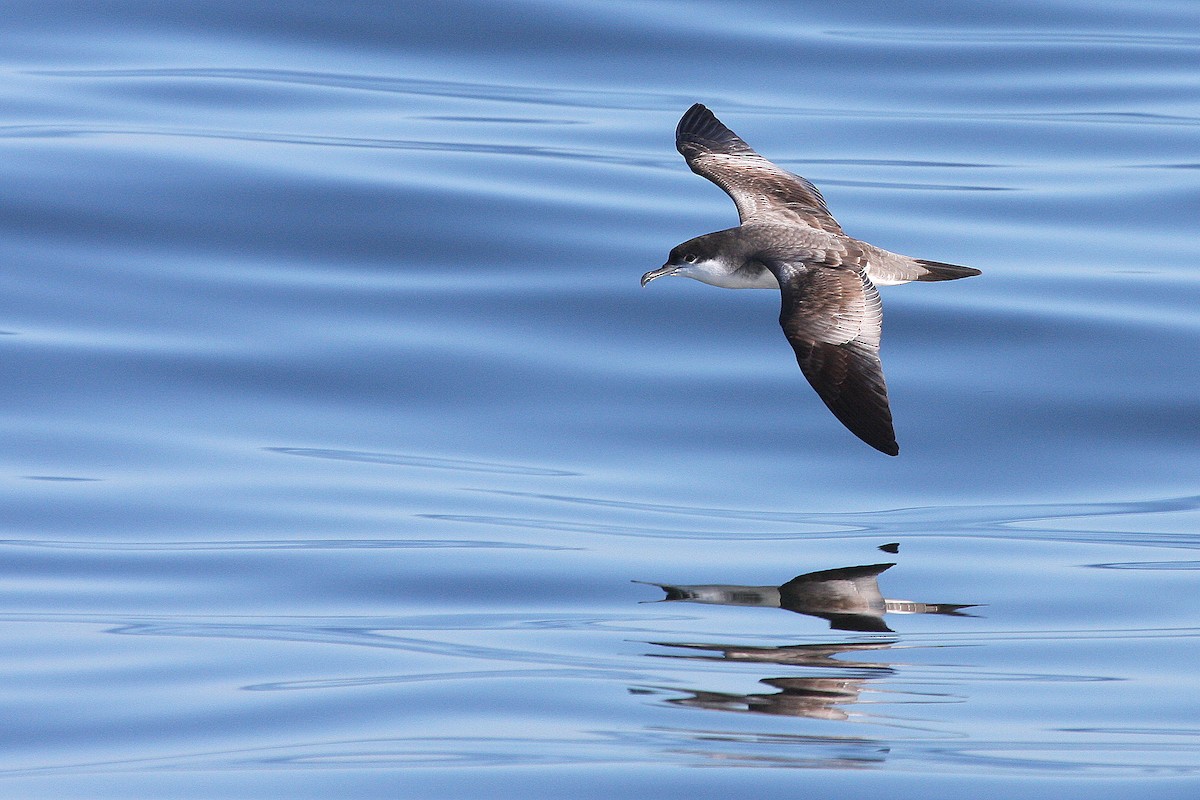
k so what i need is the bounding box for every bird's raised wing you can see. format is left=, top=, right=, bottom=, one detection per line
left=676, top=103, right=843, bottom=234
left=762, top=255, right=898, bottom=455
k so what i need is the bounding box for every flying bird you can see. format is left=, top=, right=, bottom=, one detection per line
left=642, top=104, right=980, bottom=455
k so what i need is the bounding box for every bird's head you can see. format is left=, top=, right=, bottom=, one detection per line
left=641, top=233, right=732, bottom=287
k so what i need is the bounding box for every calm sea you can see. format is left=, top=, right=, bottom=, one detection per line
left=1, top=1, right=1199, bottom=797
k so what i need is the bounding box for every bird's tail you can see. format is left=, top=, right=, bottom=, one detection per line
left=912, top=259, right=982, bottom=282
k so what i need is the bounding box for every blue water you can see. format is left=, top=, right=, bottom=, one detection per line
left=2, top=1, right=1199, bottom=797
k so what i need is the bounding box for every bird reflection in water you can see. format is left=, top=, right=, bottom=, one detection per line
left=637, top=562, right=975, bottom=632
left=647, top=641, right=898, bottom=721
left=634, top=563, right=978, bottom=724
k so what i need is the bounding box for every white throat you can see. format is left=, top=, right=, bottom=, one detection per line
left=676, top=257, right=779, bottom=290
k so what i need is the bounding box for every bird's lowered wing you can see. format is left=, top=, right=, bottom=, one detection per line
left=676, top=103, right=843, bottom=234
left=763, top=256, right=898, bottom=455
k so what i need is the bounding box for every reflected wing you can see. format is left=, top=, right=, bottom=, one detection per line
left=765, top=257, right=898, bottom=455
left=676, top=103, right=843, bottom=234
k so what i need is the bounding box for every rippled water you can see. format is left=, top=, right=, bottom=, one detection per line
left=2, top=1, right=1199, bottom=797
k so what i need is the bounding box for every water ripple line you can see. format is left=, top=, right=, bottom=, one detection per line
left=23, top=69, right=1200, bottom=126
left=265, top=446, right=579, bottom=476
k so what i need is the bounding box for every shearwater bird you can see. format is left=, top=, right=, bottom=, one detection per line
left=641, top=104, right=981, bottom=455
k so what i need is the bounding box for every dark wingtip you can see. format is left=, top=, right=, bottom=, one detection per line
left=676, top=103, right=748, bottom=156
left=864, top=435, right=899, bottom=456
left=791, top=340, right=900, bottom=457
left=841, top=404, right=899, bottom=456
left=839, top=416, right=898, bottom=456
left=676, top=103, right=713, bottom=139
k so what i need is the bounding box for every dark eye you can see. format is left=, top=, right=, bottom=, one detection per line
left=683, top=253, right=698, bottom=264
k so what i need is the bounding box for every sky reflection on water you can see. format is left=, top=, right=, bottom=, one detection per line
left=1, top=1, right=1199, bottom=798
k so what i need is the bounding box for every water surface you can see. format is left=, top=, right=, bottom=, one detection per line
left=1, top=1, right=1199, bottom=797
